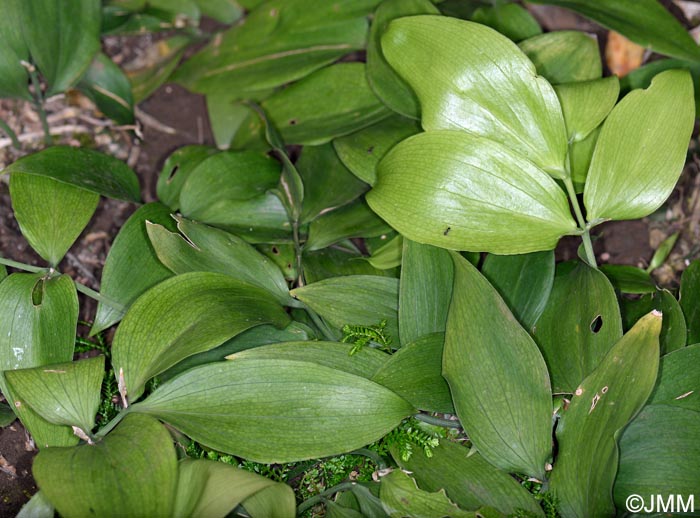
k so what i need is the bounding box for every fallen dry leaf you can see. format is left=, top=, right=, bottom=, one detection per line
left=606, top=31, right=646, bottom=77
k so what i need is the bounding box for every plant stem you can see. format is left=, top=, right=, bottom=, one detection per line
left=0, top=118, right=20, bottom=149
left=351, top=448, right=388, bottom=470
left=74, top=282, right=126, bottom=313
left=0, top=256, right=46, bottom=273
left=563, top=177, right=597, bottom=268
left=415, top=413, right=462, bottom=429
left=95, top=409, right=129, bottom=438
left=297, top=481, right=357, bottom=515
left=25, top=62, right=51, bottom=146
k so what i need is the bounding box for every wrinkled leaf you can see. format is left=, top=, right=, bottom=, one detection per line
left=620, top=289, right=686, bottom=354
left=647, top=344, right=700, bottom=410
left=306, top=200, right=391, bottom=251
left=519, top=31, right=601, bottom=84
left=680, top=260, right=700, bottom=344
left=380, top=470, right=473, bottom=518
left=156, top=145, right=218, bottom=211
left=78, top=53, right=134, bottom=125
left=554, top=76, right=619, bottom=142
left=471, top=3, right=542, bottom=42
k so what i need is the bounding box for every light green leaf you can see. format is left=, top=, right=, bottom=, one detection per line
left=156, top=146, right=218, bottom=210
left=33, top=414, right=177, bottom=518
left=0, top=0, right=30, bottom=99
left=78, top=53, right=134, bottom=125
left=92, top=203, right=176, bottom=335
left=367, top=0, right=440, bottom=118
left=647, top=232, right=679, bottom=273
left=10, top=173, right=99, bottom=266
left=206, top=95, right=252, bottom=150
left=621, top=289, right=686, bottom=354
left=599, top=264, right=657, bottom=294
left=569, top=125, right=599, bottom=192
left=481, top=250, right=554, bottom=332
left=306, top=200, right=391, bottom=251
left=680, top=260, right=700, bottom=345
left=112, top=272, right=290, bottom=401
left=17, top=491, right=54, bottom=518
left=367, top=131, right=577, bottom=254
left=381, top=15, right=568, bottom=176
left=533, top=261, right=623, bottom=392
left=584, top=69, right=695, bottom=222
left=380, top=470, right=473, bottom=518
left=519, top=31, right=601, bottom=84
left=647, top=344, right=700, bottom=411
left=5, top=146, right=141, bottom=202
left=399, top=240, right=453, bottom=345
left=146, top=217, right=291, bottom=305
left=367, top=235, right=403, bottom=270
left=371, top=333, right=453, bottom=413
left=133, top=359, right=414, bottom=462
left=333, top=115, right=421, bottom=185
left=5, top=357, right=104, bottom=433
left=471, top=3, right=542, bottom=42
left=554, top=76, right=619, bottom=142
left=549, top=312, right=661, bottom=518
left=0, top=264, right=6, bottom=282
left=444, top=253, right=552, bottom=477
left=241, top=483, right=296, bottom=518
left=394, top=441, right=544, bottom=517
left=291, top=275, right=399, bottom=341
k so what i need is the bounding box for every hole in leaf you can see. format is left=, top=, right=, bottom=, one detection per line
left=32, top=279, right=45, bottom=306
left=288, top=119, right=297, bottom=126
left=367, top=146, right=375, bottom=154
left=166, top=165, right=179, bottom=184
left=590, top=315, right=603, bottom=333
left=271, top=246, right=280, bottom=255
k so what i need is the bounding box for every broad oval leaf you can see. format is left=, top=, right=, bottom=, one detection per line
left=647, top=344, right=700, bottom=411
left=584, top=69, right=695, bottom=222
left=241, top=483, right=297, bottom=518
left=381, top=15, right=568, bottom=176
left=367, top=131, right=578, bottom=254
left=112, top=272, right=290, bottom=401
left=156, top=145, right=218, bottom=210
left=78, top=53, right=134, bottom=125
left=132, top=358, right=414, bottom=462
left=518, top=31, right=601, bottom=84
left=549, top=312, right=661, bottom=518
left=380, top=470, right=473, bottom=518
left=33, top=414, right=177, bottom=518
left=471, top=3, right=542, bottom=42
left=554, top=76, right=620, bottom=142
left=444, top=253, right=552, bottom=478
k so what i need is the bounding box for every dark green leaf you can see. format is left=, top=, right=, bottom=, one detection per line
left=78, top=53, right=134, bottom=125
left=304, top=246, right=397, bottom=284
left=519, top=31, right=601, bottom=84
left=554, top=76, right=619, bottom=142
left=680, top=260, right=700, bottom=344
left=620, top=289, right=686, bottom=354
left=306, top=200, right=391, bottom=251
left=647, top=344, right=700, bottom=411
left=471, top=3, right=542, bottom=42
left=599, top=264, right=657, bottom=294
left=380, top=470, right=473, bottom=517
left=0, top=403, right=16, bottom=427
left=156, top=145, right=218, bottom=210
left=0, top=0, right=30, bottom=99
left=194, top=0, right=244, bottom=23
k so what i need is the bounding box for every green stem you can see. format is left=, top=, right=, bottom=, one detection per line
left=74, top=282, right=126, bottom=313
left=292, top=221, right=305, bottom=287
left=307, top=307, right=338, bottom=341
left=563, top=177, right=597, bottom=268
left=351, top=448, right=388, bottom=470
left=0, top=256, right=46, bottom=273
left=415, top=413, right=462, bottom=429
left=95, top=408, right=129, bottom=438
left=297, top=481, right=357, bottom=515
left=0, top=118, right=20, bottom=149
left=26, top=63, right=51, bottom=146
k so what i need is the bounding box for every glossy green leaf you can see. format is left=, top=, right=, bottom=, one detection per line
left=549, top=312, right=661, bottom=518
left=206, top=95, right=252, bottom=150
left=399, top=240, right=453, bottom=345
left=569, top=125, right=599, bottom=192
left=371, top=333, right=453, bottom=413
left=306, top=200, right=391, bottom=251
left=234, top=63, right=391, bottom=148
left=194, top=0, right=244, bottom=23
left=16, top=491, right=54, bottom=518
left=174, top=458, right=294, bottom=518
left=584, top=69, right=695, bottom=222
left=5, top=356, right=104, bottom=433
left=471, top=3, right=542, bottom=42
left=680, top=260, right=700, bottom=345
left=367, top=131, right=577, bottom=254
left=291, top=275, right=399, bottom=341
left=112, top=272, right=290, bottom=401
left=554, top=77, right=619, bottom=142
left=297, top=144, right=367, bottom=224
left=92, top=203, right=176, bottom=335
left=367, top=235, right=403, bottom=270
left=156, top=145, right=218, bottom=210
left=382, top=15, right=568, bottom=176
left=481, top=250, right=554, bottom=332
left=599, top=264, right=657, bottom=294
left=444, top=253, right=552, bottom=477
left=133, top=359, right=414, bottom=462
left=527, top=0, right=700, bottom=62
left=394, top=441, right=544, bottom=516
left=647, top=344, right=700, bottom=411
left=5, top=146, right=141, bottom=202
left=10, top=173, right=99, bottom=266
left=380, top=470, right=473, bottom=518
left=78, top=53, right=134, bottom=125
left=304, top=246, right=397, bottom=284
left=620, top=289, right=686, bottom=354
left=519, top=31, right=601, bottom=84
left=533, top=261, right=623, bottom=392
left=333, top=115, right=421, bottom=185
left=367, top=0, right=440, bottom=118
left=146, top=217, right=291, bottom=305
left=33, top=414, right=177, bottom=518
left=0, top=0, right=30, bottom=99
left=20, top=0, right=101, bottom=95
left=0, top=273, right=78, bottom=448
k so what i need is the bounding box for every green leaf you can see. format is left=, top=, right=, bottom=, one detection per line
left=680, top=260, right=700, bottom=345
left=291, top=275, right=399, bottom=341
left=0, top=402, right=16, bottom=427
left=394, top=441, right=544, bottom=517
left=526, top=0, right=700, bottom=62
left=112, top=272, right=290, bottom=401
left=0, top=0, right=30, bottom=99
left=33, top=414, right=177, bottom=518
left=569, top=126, right=599, bottom=192
left=481, top=250, right=554, bottom=332
left=78, top=53, right=134, bottom=125
left=647, top=344, right=700, bottom=411
left=173, top=458, right=293, bottom=518
left=194, top=0, right=244, bottom=23
left=241, top=483, right=297, bottom=518
left=206, top=95, right=253, bottom=150
left=399, top=240, right=453, bottom=345
left=5, top=146, right=141, bottom=202
left=366, top=0, right=440, bottom=118
left=333, top=115, right=421, bottom=185
left=306, top=200, right=391, bottom=251
left=304, top=246, right=397, bottom=284
left=367, top=131, right=577, bottom=254
left=297, top=144, right=367, bottom=224
left=647, top=232, right=679, bottom=273
left=532, top=261, right=623, bottom=392
left=20, top=0, right=101, bottom=95
left=380, top=470, right=473, bottom=517
left=233, top=63, right=391, bottom=147
left=16, top=491, right=54, bottom=518
left=444, top=253, right=552, bottom=477
left=10, top=173, right=99, bottom=266
left=92, top=203, right=176, bottom=335
left=133, top=359, right=414, bottom=462
left=156, top=145, right=218, bottom=210
left=371, top=333, right=453, bottom=413
left=381, top=15, right=568, bottom=176
left=5, top=356, right=104, bottom=433
left=583, top=69, right=695, bottom=222
left=620, top=289, right=686, bottom=354
left=367, top=235, right=403, bottom=270
left=554, top=76, right=619, bottom=142
left=599, top=264, right=657, bottom=294
left=146, top=217, right=291, bottom=305
left=519, top=31, right=601, bottom=84
left=471, top=3, right=542, bottom=42
left=549, top=312, right=661, bottom=518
